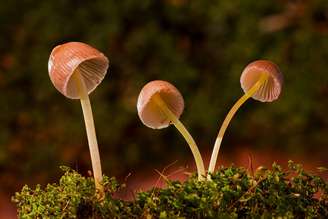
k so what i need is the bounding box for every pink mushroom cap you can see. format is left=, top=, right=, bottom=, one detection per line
left=137, top=80, right=184, bottom=129
left=48, top=42, right=109, bottom=99
left=240, top=60, right=283, bottom=102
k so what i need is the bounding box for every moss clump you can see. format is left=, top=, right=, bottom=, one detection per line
left=13, top=161, right=328, bottom=218
left=12, top=166, right=125, bottom=218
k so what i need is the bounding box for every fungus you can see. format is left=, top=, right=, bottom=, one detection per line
left=48, top=42, right=109, bottom=196
left=137, top=80, right=206, bottom=180
left=208, top=60, right=283, bottom=179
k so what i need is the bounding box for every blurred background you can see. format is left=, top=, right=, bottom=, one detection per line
left=1, top=0, right=328, bottom=217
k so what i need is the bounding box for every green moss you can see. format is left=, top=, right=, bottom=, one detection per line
left=13, top=161, right=328, bottom=218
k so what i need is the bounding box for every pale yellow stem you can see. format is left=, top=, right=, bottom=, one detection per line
left=72, top=70, right=104, bottom=197
left=152, top=93, right=206, bottom=181
left=207, top=73, right=269, bottom=180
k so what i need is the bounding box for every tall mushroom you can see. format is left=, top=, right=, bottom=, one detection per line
left=48, top=42, right=109, bottom=196
left=137, top=80, right=206, bottom=180
left=208, top=60, right=283, bottom=179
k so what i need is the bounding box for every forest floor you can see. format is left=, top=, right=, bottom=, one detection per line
left=2, top=147, right=328, bottom=218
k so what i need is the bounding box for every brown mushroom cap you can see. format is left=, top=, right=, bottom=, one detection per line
left=240, top=60, right=283, bottom=102
left=48, top=42, right=109, bottom=99
left=137, top=80, right=184, bottom=129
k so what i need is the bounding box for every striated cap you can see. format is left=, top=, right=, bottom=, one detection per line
left=240, top=60, right=283, bottom=102
left=48, top=42, right=109, bottom=99
left=137, top=80, right=184, bottom=129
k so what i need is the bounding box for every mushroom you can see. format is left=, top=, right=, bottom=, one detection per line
left=207, top=60, right=283, bottom=179
left=137, top=80, right=206, bottom=180
left=48, top=42, right=109, bottom=196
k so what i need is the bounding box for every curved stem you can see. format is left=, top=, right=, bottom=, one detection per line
left=207, top=73, right=269, bottom=180
left=152, top=93, right=206, bottom=181
left=72, top=70, right=104, bottom=197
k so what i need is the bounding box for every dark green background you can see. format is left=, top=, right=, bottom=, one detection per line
left=0, top=0, right=327, bottom=193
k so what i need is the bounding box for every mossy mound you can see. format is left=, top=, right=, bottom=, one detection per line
left=13, top=161, right=328, bottom=218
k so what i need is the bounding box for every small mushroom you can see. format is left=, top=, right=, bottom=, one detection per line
left=48, top=42, right=109, bottom=196
left=137, top=80, right=206, bottom=180
left=208, top=60, right=283, bottom=179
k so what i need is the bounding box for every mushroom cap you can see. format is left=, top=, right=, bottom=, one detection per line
left=240, top=60, right=283, bottom=102
left=48, top=42, right=109, bottom=99
left=137, top=80, right=185, bottom=129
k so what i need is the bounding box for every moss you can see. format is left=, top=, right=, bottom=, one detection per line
left=13, top=161, right=328, bottom=218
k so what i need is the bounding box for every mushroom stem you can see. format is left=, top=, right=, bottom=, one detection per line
left=72, top=70, right=104, bottom=196
left=152, top=93, right=206, bottom=181
left=207, top=73, right=269, bottom=180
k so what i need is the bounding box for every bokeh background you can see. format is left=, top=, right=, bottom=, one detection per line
left=1, top=0, right=328, bottom=217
